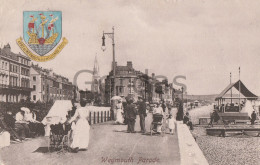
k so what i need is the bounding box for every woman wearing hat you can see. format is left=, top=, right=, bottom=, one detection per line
left=115, top=100, right=124, bottom=124
left=68, top=100, right=90, bottom=153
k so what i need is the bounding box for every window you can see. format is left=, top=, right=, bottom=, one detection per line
left=43, top=85, right=44, bottom=90
left=119, top=87, right=123, bottom=93
left=10, top=64, right=12, bottom=72
left=33, top=95, right=36, bottom=101
left=120, top=79, right=123, bottom=85
left=33, top=85, right=36, bottom=91
left=33, top=76, right=36, bottom=81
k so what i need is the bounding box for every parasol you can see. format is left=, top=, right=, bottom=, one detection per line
left=111, top=96, right=122, bottom=100
left=21, top=107, right=30, bottom=113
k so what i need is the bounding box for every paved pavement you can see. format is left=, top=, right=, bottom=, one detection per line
left=0, top=113, right=180, bottom=165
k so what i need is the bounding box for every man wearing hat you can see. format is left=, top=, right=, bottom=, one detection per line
left=138, top=96, right=147, bottom=133
left=209, top=109, right=220, bottom=127
left=125, top=98, right=137, bottom=133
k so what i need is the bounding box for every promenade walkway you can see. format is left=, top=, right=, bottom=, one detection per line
left=0, top=113, right=180, bottom=165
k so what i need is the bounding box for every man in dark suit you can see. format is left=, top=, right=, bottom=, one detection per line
left=125, top=98, right=137, bottom=133
left=138, top=97, right=147, bottom=133
left=183, top=112, right=193, bottom=130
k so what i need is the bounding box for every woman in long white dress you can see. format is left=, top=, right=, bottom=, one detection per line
left=115, top=100, right=124, bottom=124
left=68, top=101, right=90, bottom=152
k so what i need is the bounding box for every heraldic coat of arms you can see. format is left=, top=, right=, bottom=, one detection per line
left=17, top=11, right=68, bottom=62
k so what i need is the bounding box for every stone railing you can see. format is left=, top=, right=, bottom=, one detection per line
left=176, top=121, right=209, bottom=165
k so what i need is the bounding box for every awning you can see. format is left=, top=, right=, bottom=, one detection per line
left=215, top=80, right=258, bottom=101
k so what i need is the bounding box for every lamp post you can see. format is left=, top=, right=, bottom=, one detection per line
left=181, top=86, right=184, bottom=103
left=102, top=27, right=116, bottom=116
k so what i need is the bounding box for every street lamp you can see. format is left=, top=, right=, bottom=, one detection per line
left=102, top=27, right=116, bottom=116
left=181, top=86, right=184, bottom=103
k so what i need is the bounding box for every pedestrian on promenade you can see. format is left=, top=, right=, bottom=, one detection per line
left=122, top=98, right=128, bottom=125
left=125, top=98, right=137, bottom=133
left=183, top=112, right=193, bottom=130
left=209, top=109, right=220, bottom=127
left=167, top=114, right=176, bottom=135
left=176, top=102, right=184, bottom=121
left=153, top=103, right=163, bottom=115
left=115, top=100, right=124, bottom=124
left=162, top=100, right=166, bottom=113
left=68, top=100, right=90, bottom=153
left=138, top=97, right=147, bottom=133
left=167, top=104, right=172, bottom=116
left=153, top=103, right=164, bottom=133
left=250, top=111, right=257, bottom=125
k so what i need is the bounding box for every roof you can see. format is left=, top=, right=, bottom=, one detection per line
left=0, top=44, right=30, bottom=61
left=215, top=80, right=258, bottom=100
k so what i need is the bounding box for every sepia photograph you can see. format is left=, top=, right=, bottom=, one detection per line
left=0, top=0, right=260, bottom=165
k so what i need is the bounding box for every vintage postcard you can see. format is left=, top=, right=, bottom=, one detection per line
left=0, top=0, right=260, bottom=165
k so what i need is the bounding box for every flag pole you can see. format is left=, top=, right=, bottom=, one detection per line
left=239, top=67, right=241, bottom=111
left=230, top=72, right=232, bottom=104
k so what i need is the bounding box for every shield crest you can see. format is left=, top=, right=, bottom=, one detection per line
left=23, top=11, right=62, bottom=56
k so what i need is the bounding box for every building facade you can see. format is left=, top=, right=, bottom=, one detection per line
left=105, top=61, right=150, bottom=103
left=0, top=44, right=32, bottom=102
left=104, top=61, right=174, bottom=104
left=30, top=64, right=74, bottom=103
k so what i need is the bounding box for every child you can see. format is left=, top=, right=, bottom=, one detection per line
left=167, top=114, right=175, bottom=135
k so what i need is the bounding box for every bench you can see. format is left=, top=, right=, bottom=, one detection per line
left=234, top=120, right=250, bottom=124
left=206, top=127, right=260, bottom=137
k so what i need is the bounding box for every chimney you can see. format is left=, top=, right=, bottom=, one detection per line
left=145, top=69, right=148, bottom=75
left=127, top=61, right=133, bottom=68
left=3, top=43, right=11, bottom=53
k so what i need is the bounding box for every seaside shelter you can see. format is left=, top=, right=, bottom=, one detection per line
left=215, top=80, right=258, bottom=113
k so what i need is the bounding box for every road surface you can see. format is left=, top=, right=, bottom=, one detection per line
left=0, top=113, right=180, bottom=165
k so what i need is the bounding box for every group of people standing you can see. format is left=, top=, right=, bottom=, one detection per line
left=114, top=97, right=176, bottom=134
left=114, top=96, right=147, bottom=133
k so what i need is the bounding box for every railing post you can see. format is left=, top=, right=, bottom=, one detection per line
left=104, top=111, right=106, bottom=122
left=101, top=111, right=103, bottom=123
left=97, top=111, right=99, bottom=123
left=94, top=112, right=96, bottom=124
left=108, top=111, right=110, bottom=121
left=89, top=112, right=92, bottom=125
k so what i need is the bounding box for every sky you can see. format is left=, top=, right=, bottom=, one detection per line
left=0, top=0, right=260, bottom=95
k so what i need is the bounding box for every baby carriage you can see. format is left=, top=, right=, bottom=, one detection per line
left=150, top=113, right=165, bottom=136
left=47, top=117, right=72, bottom=152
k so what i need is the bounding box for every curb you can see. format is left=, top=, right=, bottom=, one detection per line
left=176, top=121, right=209, bottom=165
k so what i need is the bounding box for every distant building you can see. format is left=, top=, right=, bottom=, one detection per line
left=0, top=44, right=32, bottom=102
left=105, top=61, right=161, bottom=103
left=91, top=56, right=100, bottom=93
left=30, top=64, right=74, bottom=103
left=104, top=61, right=175, bottom=105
